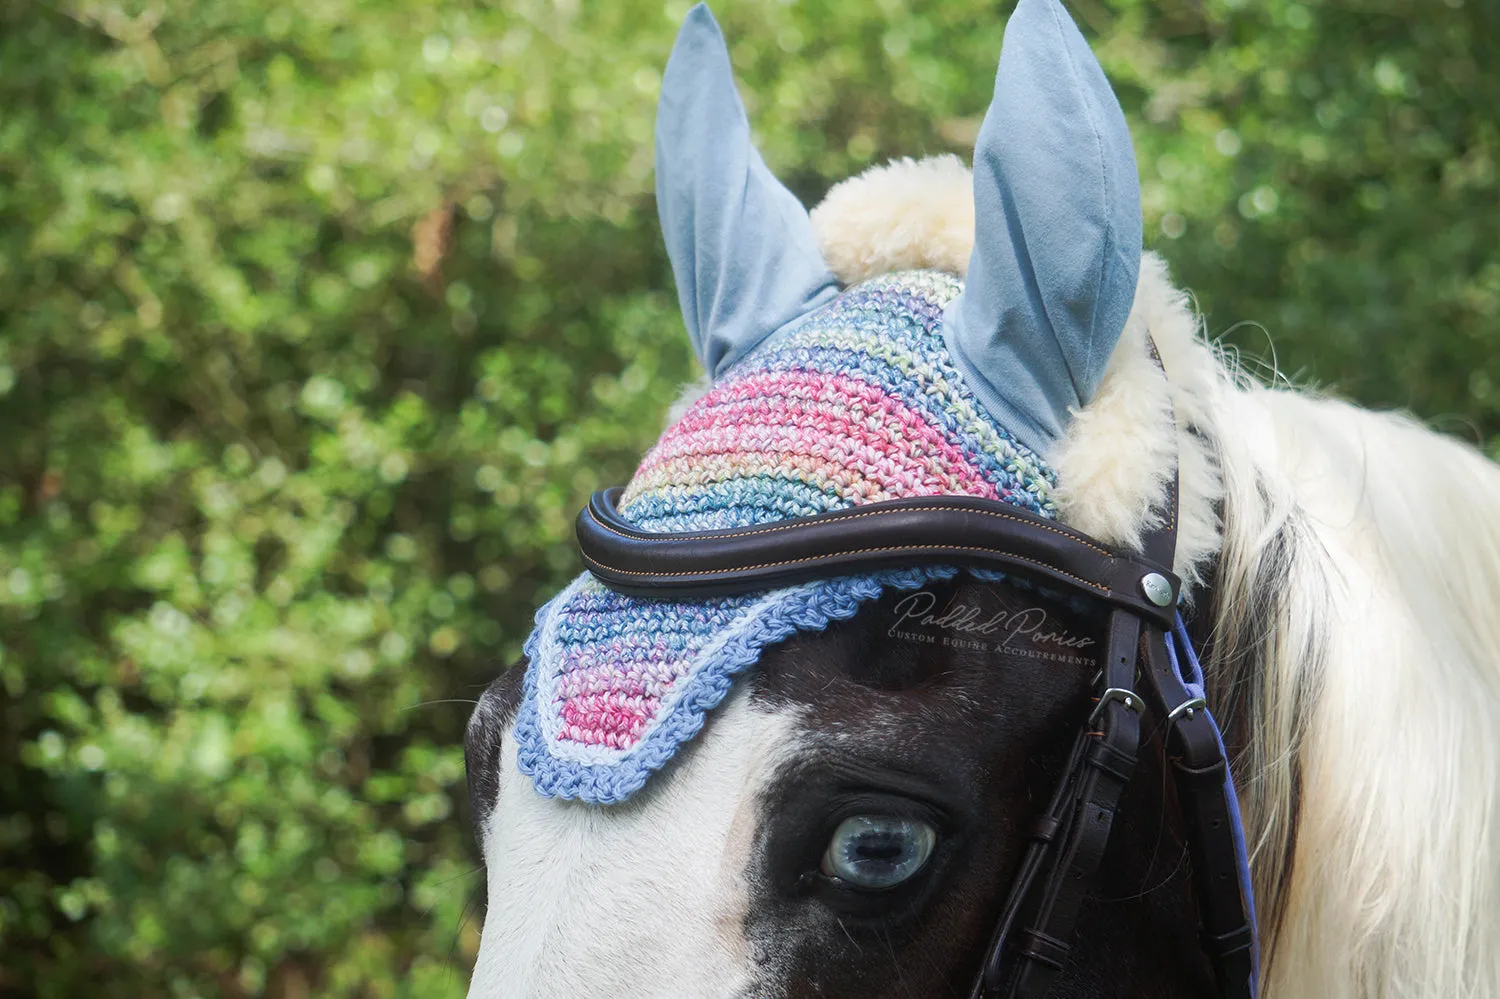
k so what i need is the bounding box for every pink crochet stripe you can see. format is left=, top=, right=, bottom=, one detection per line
left=560, top=692, right=659, bottom=748
left=634, top=370, right=999, bottom=501
left=656, top=397, right=964, bottom=472
left=657, top=370, right=967, bottom=462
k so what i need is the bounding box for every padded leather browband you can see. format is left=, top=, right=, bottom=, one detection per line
left=576, top=487, right=1182, bottom=628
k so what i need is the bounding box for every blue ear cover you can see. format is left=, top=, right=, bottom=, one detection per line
left=654, top=4, right=840, bottom=378
left=943, top=0, right=1144, bottom=455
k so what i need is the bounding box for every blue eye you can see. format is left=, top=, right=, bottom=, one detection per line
left=820, top=815, right=938, bottom=889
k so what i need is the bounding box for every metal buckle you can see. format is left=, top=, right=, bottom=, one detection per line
left=1166, top=696, right=1207, bottom=724
left=1088, top=687, right=1139, bottom=727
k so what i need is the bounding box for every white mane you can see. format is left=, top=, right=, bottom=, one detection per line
left=810, top=157, right=1500, bottom=998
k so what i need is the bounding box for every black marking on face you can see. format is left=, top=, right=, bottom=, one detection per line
left=465, top=661, right=526, bottom=840
left=738, top=574, right=1219, bottom=998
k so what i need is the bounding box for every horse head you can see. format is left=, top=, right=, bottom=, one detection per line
left=464, top=3, right=1500, bottom=997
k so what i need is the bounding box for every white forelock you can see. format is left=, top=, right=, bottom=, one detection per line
left=810, top=155, right=976, bottom=286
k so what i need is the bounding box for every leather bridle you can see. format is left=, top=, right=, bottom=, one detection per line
left=573, top=391, right=1258, bottom=998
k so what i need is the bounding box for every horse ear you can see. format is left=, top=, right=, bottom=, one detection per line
left=944, top=0, right=1143, bottom=455
left=655, top=3, right=839, bottom=378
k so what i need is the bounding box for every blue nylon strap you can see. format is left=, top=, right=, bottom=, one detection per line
left=1167, top=612, right=1261, bottom=997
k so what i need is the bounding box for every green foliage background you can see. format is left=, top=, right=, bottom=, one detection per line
left=1, top=0, right=1495, bottom=995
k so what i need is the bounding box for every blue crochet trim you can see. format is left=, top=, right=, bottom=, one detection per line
left=515, top=566, right=957, bottom=804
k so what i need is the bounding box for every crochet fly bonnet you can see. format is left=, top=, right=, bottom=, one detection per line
left=516, top=0, right=1144, bottom=805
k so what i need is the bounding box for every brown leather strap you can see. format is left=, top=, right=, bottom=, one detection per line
left=986, top=609, right=1145, bottom=999
left=1142, top=335, right=1180, bottom=575
left=975, top=338, right=1185, bottom=998
left=577, top=489, right=1181, bottom=627
left=971, top=727, right=1095, bottom=995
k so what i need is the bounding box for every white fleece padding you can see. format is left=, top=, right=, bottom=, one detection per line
left=810, top=155, right=976, bottom=284
left=1050, top=253, right=1224, bottom=593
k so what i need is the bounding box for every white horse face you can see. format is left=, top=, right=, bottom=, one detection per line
left=465, top=680, right=793, bottom=998
left=464, top=579, right=1218, bottom=999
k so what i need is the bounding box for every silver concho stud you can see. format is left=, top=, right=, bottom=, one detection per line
left=1140, top=572, right=1174, bottom=608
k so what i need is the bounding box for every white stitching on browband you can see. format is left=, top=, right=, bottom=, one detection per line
left=580, top=544, right=1112, bottom=593
left=588, top=498, right=1116, bottom=558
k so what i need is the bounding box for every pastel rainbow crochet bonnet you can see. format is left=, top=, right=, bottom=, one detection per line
left=517, top=0, right=1144, bottom=804
left=517, top=271, right=1058, bottom=802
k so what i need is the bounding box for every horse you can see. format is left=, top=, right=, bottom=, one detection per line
left=462, top=2, right=1500, bottom=996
